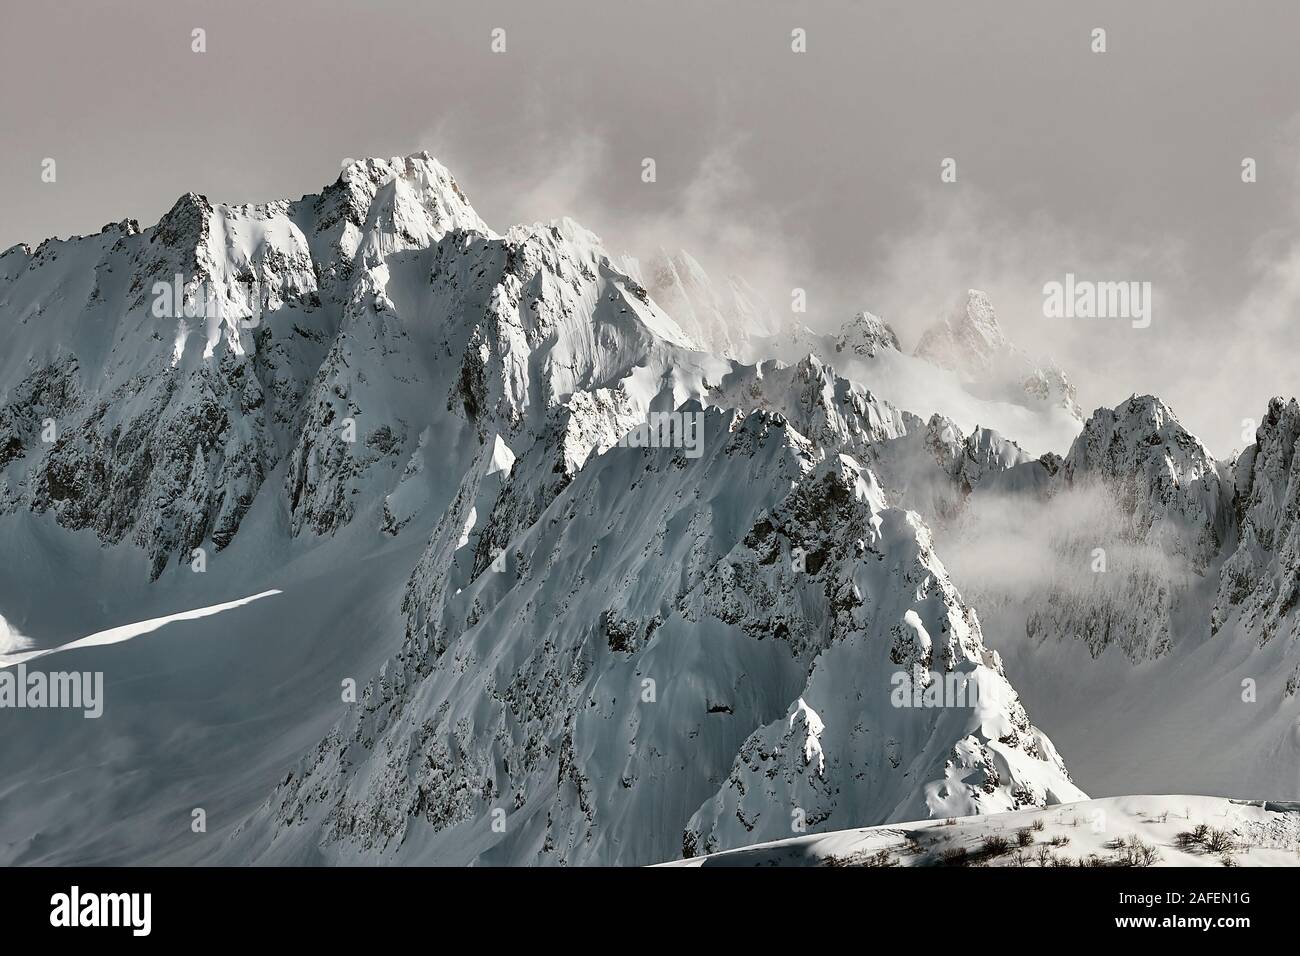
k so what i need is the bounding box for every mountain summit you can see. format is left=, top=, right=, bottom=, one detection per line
left=914, top=289, right=1082, bottom=421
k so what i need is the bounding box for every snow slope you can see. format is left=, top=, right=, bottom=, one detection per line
left=617, top=248, right=783, bottom=360
left=0, top=495, right=428, bottom=865
left=231, top=406, right=1080, bottom=866
left=667, top=794, right=1300, bottom=867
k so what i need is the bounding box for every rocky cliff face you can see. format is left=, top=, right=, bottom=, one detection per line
left=707, top=353, right=1034, bottom=529
left=1015, top=395, right=1228, bottom=662
left=682, top=453, right=1081, bottom=856
left=1213, top=399, right=1300, bottom=655
left=0, top=155, right=714, bottom=579
left=259, top=408, right=1081, bottom=865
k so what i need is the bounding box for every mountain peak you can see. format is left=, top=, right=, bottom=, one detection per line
left=960, top=287, right=1004, bottom=342
left=337, top=151, right=460, bottom=190
left=303, top=152, right=491, bottom=262
left=1094, top=393, right=1183, bottom=435
left=833, top=310, right=901, bottom=357
left=914, top=289, right=1008, bottom=371
left=910, top=289, right=1082, bottom=423
left=1062, top=393, right=1228, bottom=575
left=1069, top=393, right=1201, bottom=465
left=153, top=191, right=214, bottom=248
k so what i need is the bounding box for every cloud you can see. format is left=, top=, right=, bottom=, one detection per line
left=941, top=481, right=1195, bottom=655
left=416, top=107, right=1300, bottom=460
left=420, top=118, right=821, bottom=330
left=859, top=186, right=1187, bottom=385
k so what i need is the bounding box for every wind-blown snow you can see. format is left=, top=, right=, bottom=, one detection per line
left=0, top=590, right=281, bottom=667
left=0, top=613, right=33, bottom=655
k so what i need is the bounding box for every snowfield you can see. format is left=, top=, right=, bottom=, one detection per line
left=665, top=795, right=1300, bottom=867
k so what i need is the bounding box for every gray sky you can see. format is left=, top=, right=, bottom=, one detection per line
left=4, top=0, right=1300, bottom=455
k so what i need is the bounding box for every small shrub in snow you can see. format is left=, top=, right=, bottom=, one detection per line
left=982, top=835, right=1012, bottom=856
left=1103, top=835, right=1161, bottom=866
left=1016, top=828, right=1034, bottom=847
left=940, top=846, right=968, bottom=866
left=1205, top=828, right=1236, bottom=854
left=1030, top=819, right=1046, bottom=832
left=1176, top=823, right=1234, bottom=855
left=1119, top=837, right=1161, bottom=867
left=827, top=847, right=899, bottom=867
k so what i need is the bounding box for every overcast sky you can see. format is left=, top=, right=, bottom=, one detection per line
left=4, top=0, right=1300, bottom=455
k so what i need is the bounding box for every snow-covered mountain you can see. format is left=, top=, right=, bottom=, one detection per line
left=0, top=153, right=1091, bottom=865
left=1, top=151, right=1296, bottom=868
left=0, top=155, right=720, bottom=581
left=941, top=392, right=1300, bottom=805
left=830, top=310, right=904, bottom=358
left=756, top=294, right=1083, bottom=457
left=706, top=353, right=1037, bottom=529
left=240, top=403, right=1080, bottom=865
left=1015, top=395, right=1232, bottom=662
left=915, top=289, right=1082, bottom=422
left=1214, top=397, right=1300, bottom=651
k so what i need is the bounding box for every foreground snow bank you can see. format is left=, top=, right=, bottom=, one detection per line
left=662, top=794, right=1300, bottom=867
